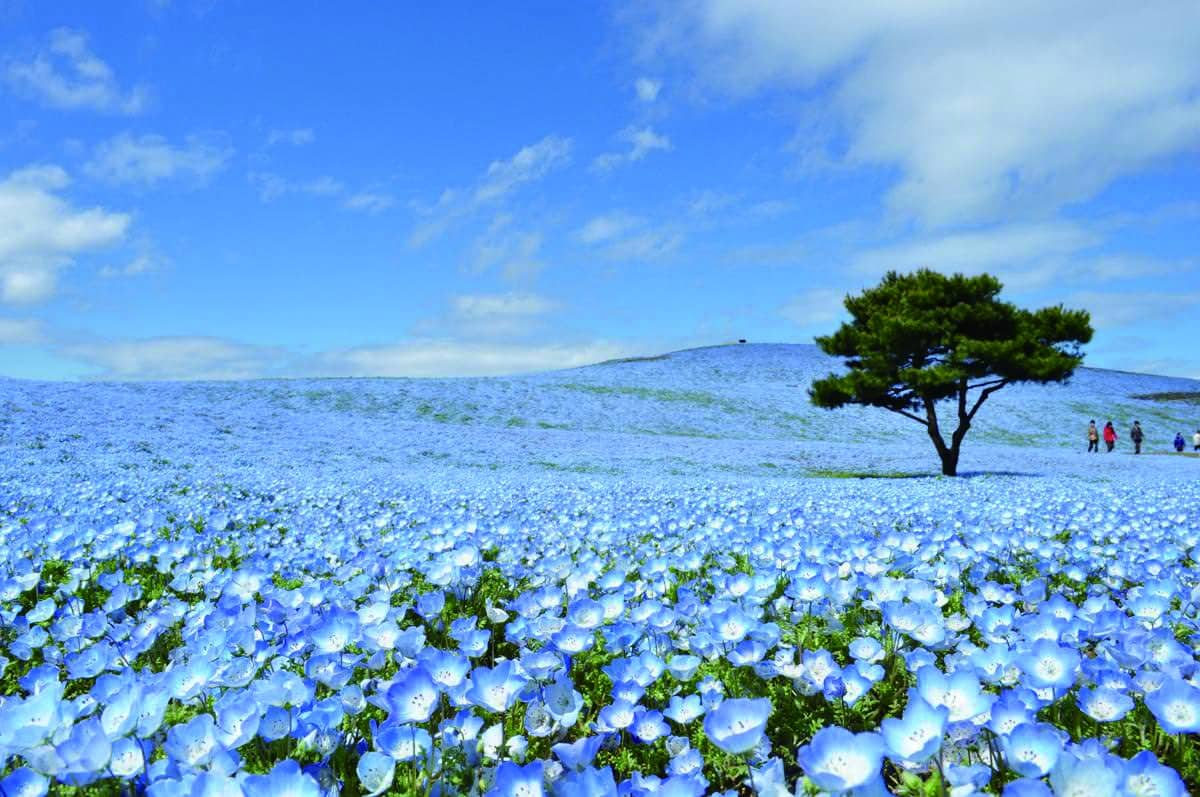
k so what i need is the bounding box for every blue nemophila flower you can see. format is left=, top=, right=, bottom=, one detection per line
left=356, top=751, right=395, bottom=796
left=611, top=679, right=645, bottom=705
left=988, top=690, right=1036, bottom=736
left=915, top=666, right=994, bottom=723
left=709, top=606, right=753, bottom=644
left=631, top=708, right=669, bottom=743
left=259, top=705, right=293, bottom=742
left=214, top=690, right=262, bottom=748
left=544, top=673, right=584, bottom=727
left=1001, top=722, right=1063, bottom=778
left=374, top=722, right=433, bottom=762
left=654, top=773, right=708, bottom=796
left=1145, top=676, right=1200, bottom=734
left=553, top=624, right=595, bottom=655
left=1002, top=778, right=1052, bottom=796
left=667, top=654, right=701, bottom=680
left=384, top=666, right=439, bottom=723
left=849, top=636, right=884, bottom=663
left=109, top=736, right=146, bottom=778
left=56, top=717, right=112, bottom=786
left=1048, top=751, right=1123, bottom=797
left=524, top=700, right=555, bottom=737
left=467, top=661, right=528, bottom=713
left=419, top=647, right=470, bottom=691
left=822, top=672, right=847, bottom=701
left=796, top=727, right=886, bottom=792
left=166, top=657, right=216, bottom=702
left=488, top=760, right=543, bottom=797
left=596, top=698, right=637, bottom=731
left=1076, top=686, right=1134, bottom=723
left=308, top=607, right=359, bottom=653
left=0, top=768, right=48, bottom=797
left=1017, top=640, right=1081, bottom=691
left=702, top=697, right=771, bottom=754
left=556, top=765, right=618, bottom=797
left=1120, top=750, right=1188, bottom=797
left=0, top=679, right=66, bottom=749
left=665, top=694, right=704, bottom=725
left=243, top=759, right=322, bottom=797
left=668, top=747, right=705, bottom=778
left=26, top=598, right=55, bottom=624
left=416, top=590, right=446, bottom=619
left=163, top=713, right=222, bottom=768
left=567, top=597, right=606, bottom=629
left=880, top=694, right=948, bottom=763
left=553, top=734, right=606, bottom=772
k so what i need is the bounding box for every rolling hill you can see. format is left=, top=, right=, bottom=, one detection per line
left=1, top=343, right=1197, bottom=489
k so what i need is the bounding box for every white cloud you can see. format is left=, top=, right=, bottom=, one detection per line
left=85, top=133, right=232, bottom=186
left=309, top=339, right=633, bottom=378
left=0, top=164, right=130, bottom=303
left=1068, top=290, right=1200, bottom=330
left=593, top=126, right=672, bottom=172
left=5, top=28, right=148, bottom=114
left=474, top=136, right=573, bottom=203
left=249, top=172, right=393, bottom=211
left=411, top=135, right=572, bottom=245
left=249, top=172, right=343, bottom=201
left=447, top=292, right=560, bottom=337
left=850, top=220, right=1191, bottom=293
left=638, top=2, right=1200, bottom=225
left=576, top=211, right=682, bottom=261
left=302, top=176, right=343, bottom=197
left=578, top=212, right=643, bottom=245
left=606, top=229, right=682, bottom=261
left=635, top=77, right=662, bottom=102
left=779, top=288, right=847, bottom=328
left=0, top=317, right=43, bottom=344
left=64, top=336, right=286, bottom=380
left=57, top=331, right=635, bottom=380
left=266, top=128, right=315, bottom=147
left=99, top=253, right=157, bottom=279
left=343, top=192, right=395, bottom=213
left=854, top=221, right=1097, bottom=271
left=852, top=221, right=1104, bottom=290
left=471, top=215, right=546, bottom=280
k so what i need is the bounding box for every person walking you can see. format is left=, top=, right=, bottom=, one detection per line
left=1193, top=429, right=1200, bottom=452
left=1103, top=421, right=1117, bottom=452
left=1130, top=420, right=1145, bottom=455
left=1175, top=433, right=1186, bottom=453
left=1087, top=420, right=1099, bottom=453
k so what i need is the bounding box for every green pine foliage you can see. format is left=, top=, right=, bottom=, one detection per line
left=810, top=270, right=1093, bottom=475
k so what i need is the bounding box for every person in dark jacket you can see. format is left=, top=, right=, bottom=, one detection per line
left=1103, top=421, right=1117, bottom=452
left=1086, top=420, right=1099, bottom=453
left=1175, top=433, right=1186, bottom=453
left=1131, top=421, right=1144, bottom=455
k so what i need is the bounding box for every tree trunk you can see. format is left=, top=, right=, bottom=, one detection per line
left=939, top=444, right=960, bottom=476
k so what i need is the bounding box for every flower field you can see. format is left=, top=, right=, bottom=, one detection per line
left=1, top=345, right=1199, bottom=795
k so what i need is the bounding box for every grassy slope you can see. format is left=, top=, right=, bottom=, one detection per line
left=1, top=344, right=1198, bottom=484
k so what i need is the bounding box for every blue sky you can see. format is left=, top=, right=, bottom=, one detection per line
left=1, top=2, right=1198, bottom=380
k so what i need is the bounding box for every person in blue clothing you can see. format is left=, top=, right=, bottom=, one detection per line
left=1175, top=432, right=1186, bottom=452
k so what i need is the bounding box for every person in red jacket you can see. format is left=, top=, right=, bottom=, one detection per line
left=1103, top=421, right=1118, bottom=452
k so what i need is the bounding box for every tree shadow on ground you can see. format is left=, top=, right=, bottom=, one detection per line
left=806, top=468, right=1044, bottom=479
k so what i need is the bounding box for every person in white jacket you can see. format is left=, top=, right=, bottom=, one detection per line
left=1193, top=429, right=1200, bottom=452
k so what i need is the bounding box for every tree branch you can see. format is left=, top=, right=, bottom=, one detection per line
left=924, top=396, right=947, bottom=452
left=966, top=380, right=1010, bottom=421
left=965, top=378, right=1008, bottom=391
left=884, top=406, right=929, bottom=426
